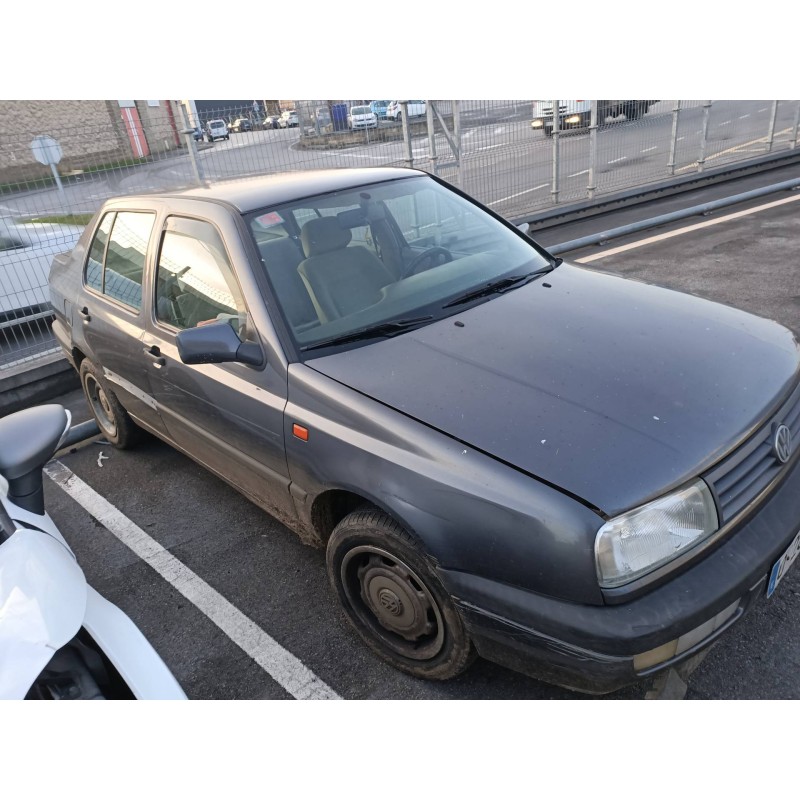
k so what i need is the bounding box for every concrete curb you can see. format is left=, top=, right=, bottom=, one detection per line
left=0, top=351, right=79, bottom=417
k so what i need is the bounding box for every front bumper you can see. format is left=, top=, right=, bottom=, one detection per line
left=439, top=449, right=800, bottom=694
left=531, top=115, right=587, bottom=131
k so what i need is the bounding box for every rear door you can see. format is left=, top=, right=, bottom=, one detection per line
left=77, top=206, right=168, bottom=435
left=141, top=204, right=296, bottom=525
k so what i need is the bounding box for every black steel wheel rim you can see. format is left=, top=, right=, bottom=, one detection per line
left=84, top=374, right=117, bottom=437
left=340, top=545, right=445, bottom=662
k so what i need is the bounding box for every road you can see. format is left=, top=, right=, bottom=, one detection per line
left=37, top=175, right=800, bottom=700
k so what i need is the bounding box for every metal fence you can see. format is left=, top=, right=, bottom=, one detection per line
left=1, top=98, right=798, bottom=370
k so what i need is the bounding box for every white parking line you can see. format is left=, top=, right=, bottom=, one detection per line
left=608, top=156, right=627, bottom=164
left=719, top=121, right=731, bottom=126
left=568, top=170, right=589, bottom=178
left=44, top=461, right=341, bottom=701
left=642, top=147, right=658, bottom=152
left=740, top=114, right=750, bottom=119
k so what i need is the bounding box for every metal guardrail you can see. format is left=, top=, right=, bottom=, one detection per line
left=547, top=177, right=800, bottom=255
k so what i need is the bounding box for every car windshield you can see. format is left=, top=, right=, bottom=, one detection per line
left=351, top=107, right=370, bottom=115
left=246, top=175, right=551, bottom=354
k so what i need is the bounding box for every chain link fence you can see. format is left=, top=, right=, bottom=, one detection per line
left=2, top=99, right=798, bottom=370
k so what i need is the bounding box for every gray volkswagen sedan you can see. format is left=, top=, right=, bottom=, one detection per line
left=49, top=168, right=800, bottom=692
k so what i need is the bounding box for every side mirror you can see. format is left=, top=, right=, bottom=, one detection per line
left=176, top=322, right=263, bottom=367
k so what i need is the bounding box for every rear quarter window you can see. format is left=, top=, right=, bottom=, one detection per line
left=84, top=210, right=155, bottom=310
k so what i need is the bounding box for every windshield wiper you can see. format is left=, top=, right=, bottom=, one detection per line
left=442, top=267, right=553, bottom=308
left=301, top=316, right=434, bottom=352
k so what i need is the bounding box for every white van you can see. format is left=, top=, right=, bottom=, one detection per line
left=386, top=101, right=426, bottom=122
left=531, top=100, right=658, bottom=135
left=206, top=119, right=229, bottom=142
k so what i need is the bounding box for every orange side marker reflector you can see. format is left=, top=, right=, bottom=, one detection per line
left=293, top=424, right=309, bottom=441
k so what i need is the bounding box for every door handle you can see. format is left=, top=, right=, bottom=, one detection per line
left=79, top=306, right=91, bottom=322
left=143, top=344, right=166, bottom=367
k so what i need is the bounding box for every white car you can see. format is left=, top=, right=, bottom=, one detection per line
left=347, top=105, right=377, bottom=130
left=279, top=110, right=299, bottom=128
left=1, top=218, right=83, bottom=322
left=205, top=119, right=229, bottom=142
left=386, top=100, right=426, bottom=122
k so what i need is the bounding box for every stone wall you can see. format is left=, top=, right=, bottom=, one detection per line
left=0, top=100, right=184, bottom=187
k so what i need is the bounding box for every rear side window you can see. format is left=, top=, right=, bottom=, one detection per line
left=84, top=211, right=155, bottom=310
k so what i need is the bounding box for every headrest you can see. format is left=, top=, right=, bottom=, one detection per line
left=300, top=217, right=351, bottom=257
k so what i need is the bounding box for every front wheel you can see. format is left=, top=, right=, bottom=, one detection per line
left=326, top=508, right=475, bottom=680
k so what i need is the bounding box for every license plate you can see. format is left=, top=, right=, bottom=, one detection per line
left=767, top=528, right=800, bottom=598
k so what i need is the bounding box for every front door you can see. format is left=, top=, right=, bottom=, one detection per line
left=141, top=214, right=295, bottom=526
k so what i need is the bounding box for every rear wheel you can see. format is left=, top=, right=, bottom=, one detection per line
left=326, top=508, right=475, bottom=680
left=79, top=360, right=141, bottom=449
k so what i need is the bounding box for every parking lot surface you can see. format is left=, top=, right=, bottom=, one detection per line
left=41, top=187, right=800, bottom=700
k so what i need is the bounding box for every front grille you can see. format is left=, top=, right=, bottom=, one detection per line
left=705, top=381, right=800, bottom=523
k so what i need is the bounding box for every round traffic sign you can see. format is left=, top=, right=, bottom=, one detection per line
left=31, top=135, right=62, bottom=166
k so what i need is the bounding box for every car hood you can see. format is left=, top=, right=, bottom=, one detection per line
left=307, top=264, right=800, bottom=516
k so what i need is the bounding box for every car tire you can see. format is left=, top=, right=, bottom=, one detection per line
left=326, top=507, right=476, bottom=680
left=79, top=359, right=141, bottom=449
left=225, top=135, right=230, bottom=140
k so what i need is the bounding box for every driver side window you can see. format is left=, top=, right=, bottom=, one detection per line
left=154, top=216, right=247, bottom=335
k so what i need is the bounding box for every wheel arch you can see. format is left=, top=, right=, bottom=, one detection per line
left=309, top=487, right=425, bottom=551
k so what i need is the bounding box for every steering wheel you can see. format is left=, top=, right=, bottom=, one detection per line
left=401, top=246, right=453, bottom=278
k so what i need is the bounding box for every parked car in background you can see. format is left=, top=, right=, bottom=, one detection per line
left=279, top=110, right=299, bottom=128
left=369, top=100, right=390, bottom=120
left=205, top=119, right=229, bottom=142
left=386, top=100, right=426, bottom=121
left=230, top=118, right=252, bottom=133
left=1, top=217, right=83, bottom=324
left=192, top=126, right=204, bottom=141
left=48, top=167, right=800, bottom=694
left=347, top=105, right=377, bottom=130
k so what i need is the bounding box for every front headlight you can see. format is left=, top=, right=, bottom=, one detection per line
left=595, top=479, right=719, bottom=588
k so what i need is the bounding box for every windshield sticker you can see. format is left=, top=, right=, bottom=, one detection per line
left=255, top=212, right=284, bottom=227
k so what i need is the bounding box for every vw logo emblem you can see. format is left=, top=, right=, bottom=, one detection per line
left=773, top=424, right=792, bottom=464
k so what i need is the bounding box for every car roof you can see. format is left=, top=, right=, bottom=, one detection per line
left=108, top=168, right=425, bottom=214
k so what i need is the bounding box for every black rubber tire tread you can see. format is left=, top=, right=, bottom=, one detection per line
left=79, top=360, right=142, bottom=449
left=326, top=507, right=476, bottom=680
